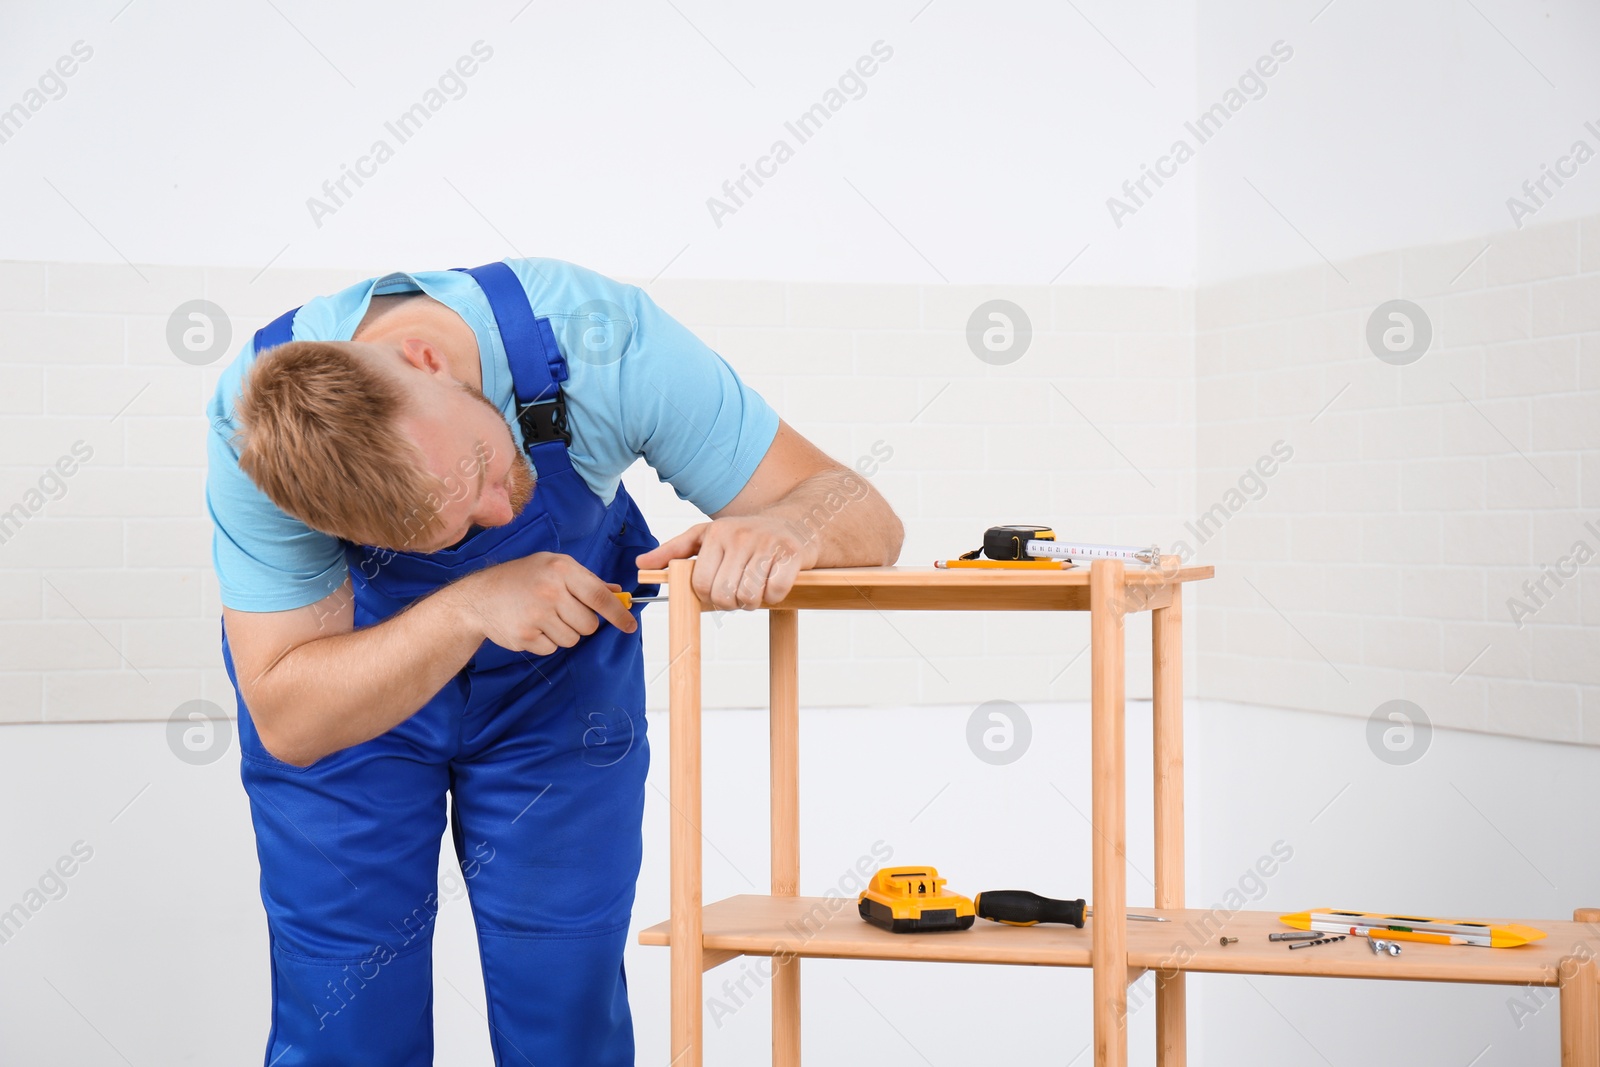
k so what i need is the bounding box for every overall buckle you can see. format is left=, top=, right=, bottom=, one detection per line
left=517, top=394, right=571, bottom=448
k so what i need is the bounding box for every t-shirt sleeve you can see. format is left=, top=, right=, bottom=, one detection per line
left=614, top=286, right=780, bottom=515
left=206, top=414, right=348, bottom=613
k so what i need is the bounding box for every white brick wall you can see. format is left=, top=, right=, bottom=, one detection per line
left=0, top=261, right=1195, bottom=728
left=1, top=228, right=1593, bottom=749
left=632, top=278, right=1195, bottom=716
left=1195, top=213, right=1600, bottom=746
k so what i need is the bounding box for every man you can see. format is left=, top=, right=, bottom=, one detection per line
left=205, top=257, right=902, bottom=1066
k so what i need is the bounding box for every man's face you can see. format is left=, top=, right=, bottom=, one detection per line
left=365, top=340, right=536, bottom=553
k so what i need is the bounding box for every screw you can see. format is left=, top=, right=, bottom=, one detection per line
left=1219, top=936, right=1238, bottom=946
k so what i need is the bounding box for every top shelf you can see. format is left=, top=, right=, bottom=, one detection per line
left=636, top=560, right=1214, bottom=613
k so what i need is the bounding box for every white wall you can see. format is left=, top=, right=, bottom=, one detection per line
left=10, top=1, right=1599, bottom=287
left=0, top=1, right=1195, bottom=286
left=0, top=262, right=1201, bottom=722
left=1193, top=213, right=1600, bottom=745
left=6, top=241, right=1594, bottom=752
left=1194, top=0, right=1600, bottom=282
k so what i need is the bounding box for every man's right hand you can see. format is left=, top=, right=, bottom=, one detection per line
left=449, top=551, right=638, bottom=656
left=224, top=552, right=638, bottom=767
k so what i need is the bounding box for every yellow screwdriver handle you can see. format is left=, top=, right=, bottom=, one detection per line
left=614, top=591, right=668, bottom=608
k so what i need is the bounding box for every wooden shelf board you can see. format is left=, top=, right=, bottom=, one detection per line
left=635, top=563, right=1213, bottom=612
left=641, top=897, right=1592, bottom=986
left=1126, top=908, right=1593, bottom=985
left=638, top=894, right=1091, bottom=967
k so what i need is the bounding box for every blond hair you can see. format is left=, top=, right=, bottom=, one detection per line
left=233, top=341, right=445, bottom=549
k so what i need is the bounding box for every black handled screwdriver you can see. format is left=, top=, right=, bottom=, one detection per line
left=974, top=890, right=1087, bottom=928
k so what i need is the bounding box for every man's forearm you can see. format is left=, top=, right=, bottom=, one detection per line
left=246, top=584, right=483, bottom=766
left=762, top=467, right=903, bottom=568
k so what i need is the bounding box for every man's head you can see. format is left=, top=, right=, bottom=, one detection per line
left=233, top=338, right=535, bottom=553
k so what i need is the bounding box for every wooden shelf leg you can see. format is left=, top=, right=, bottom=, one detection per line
left=1153, top=585, right=1186, bottom=1067
left=1562, top=908, right=1600, bottom=1067
left=669, top=559, right=704, bottom=1067
left=770, top=609, right=801, bottom=1067
left=1090, top=559, right=1128, bottom=1067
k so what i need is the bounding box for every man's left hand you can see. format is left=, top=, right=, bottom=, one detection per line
left=636, top=515, right=817, bottom=610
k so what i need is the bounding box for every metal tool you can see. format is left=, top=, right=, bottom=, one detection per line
left=614, top=592, right=667, bottom=608
left=1288, top=935, right=1347, bottom=950
left=934, top=558, right=1073, bottom=570
left=1219, top=936, right=1238, bottom=946
left=1367, top=935, right=1402, bottom=957
left=962, top=525, right=1162, bottom=568
left=1084, top=907, right=1169, bottom=923
left=1269, top=931, right=1324, bottom=942
left=1279, top=907, right=1546, bottom=949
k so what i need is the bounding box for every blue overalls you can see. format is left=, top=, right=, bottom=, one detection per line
left=220, top=262, right=659, bottom=1066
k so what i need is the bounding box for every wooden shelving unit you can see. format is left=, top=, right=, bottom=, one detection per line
left=637, top=559, right=1600, bottom=1066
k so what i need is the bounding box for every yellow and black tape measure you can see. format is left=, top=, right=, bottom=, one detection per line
left=959, top=525, right=1055, bottom=562
left=960, top=525, right=1162, bottom=567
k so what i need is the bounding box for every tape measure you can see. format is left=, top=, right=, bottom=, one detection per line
left=962, top=525, right=1162, bottom=567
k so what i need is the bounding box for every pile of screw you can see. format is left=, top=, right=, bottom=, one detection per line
left=1367, top=935, right=1402, bottom=957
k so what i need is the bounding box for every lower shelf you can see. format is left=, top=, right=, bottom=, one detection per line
left=1126, top=907, right=1587, bottom=986
left=638, top=893, right=1090, bottom=967
left=639, top=896, right=1592, bottom=986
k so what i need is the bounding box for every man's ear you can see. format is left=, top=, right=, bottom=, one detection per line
left=398, top=337, right=449, bottom=376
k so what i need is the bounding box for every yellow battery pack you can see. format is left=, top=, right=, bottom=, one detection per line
left=858, top=866, right=976, bottom=933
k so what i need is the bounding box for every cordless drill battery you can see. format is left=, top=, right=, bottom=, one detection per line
left=857, top=866, right=976, bottom=933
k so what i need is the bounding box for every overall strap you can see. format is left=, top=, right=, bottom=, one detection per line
left=253, top=306, right=300, bottom=353
left=452, top=262, right=573, bottom=471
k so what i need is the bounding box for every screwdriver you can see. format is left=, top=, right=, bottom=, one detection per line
left=1086, top=906, right=1169, bottom=923
left=614, top=591, right=667, bottom=608
left=974, top=891, right=1087, bottom=928
left=973, top=893, right=1169, bottom=926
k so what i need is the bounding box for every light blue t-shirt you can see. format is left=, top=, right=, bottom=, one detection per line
left=206, top=258, right=780, bottom=613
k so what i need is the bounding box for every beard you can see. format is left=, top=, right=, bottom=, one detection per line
left=457, top=381, right=537, bottom=518
left=505, top=440, right=535, bottom=514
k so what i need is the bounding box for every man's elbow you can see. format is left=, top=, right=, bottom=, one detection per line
left=874, top=497, right=905, bottom=565
left=248, top=698, right=324, bottom=768
left=257, top=724, right=323, bottom=768
left=844, top=469, right=902, bottom=565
